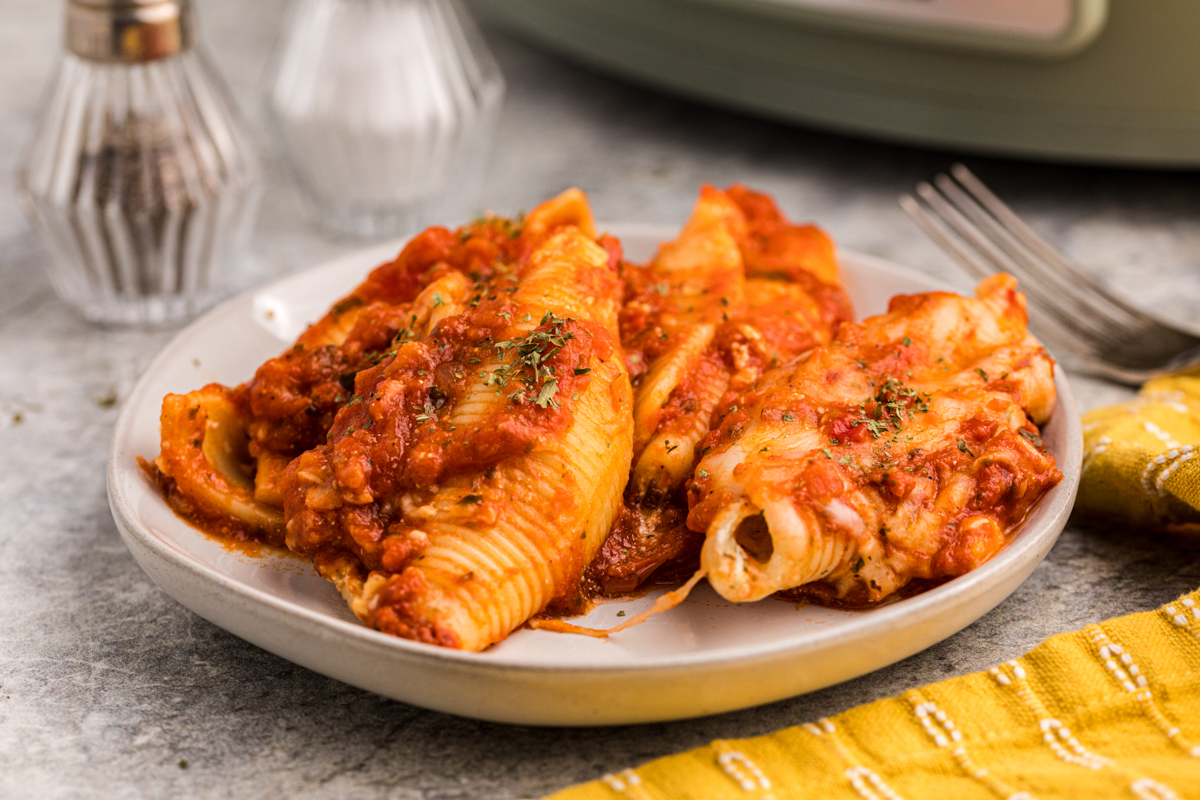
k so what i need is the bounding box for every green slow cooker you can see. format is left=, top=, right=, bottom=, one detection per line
left=472, top=0, right=1200, bottom=166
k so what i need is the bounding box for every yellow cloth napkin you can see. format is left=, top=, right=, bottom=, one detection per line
left=1078, top=375, right=1200, bottom=530
left=542, top=379, right=1200, bottom=800
left=544, top=588, right=1200, bottom=799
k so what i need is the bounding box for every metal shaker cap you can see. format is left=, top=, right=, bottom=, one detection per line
left=66, top=0, right=195, bottom=63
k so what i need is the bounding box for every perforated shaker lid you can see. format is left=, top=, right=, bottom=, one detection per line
left=66, top=0, right=195, bottom=63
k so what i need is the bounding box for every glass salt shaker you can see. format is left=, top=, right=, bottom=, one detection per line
left=17, top=0, right=262, bottom=325
left=265, top=0, right=505, bottom=240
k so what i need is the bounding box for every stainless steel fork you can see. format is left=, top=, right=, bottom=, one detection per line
left=900, top=163, right=1200, bottom=385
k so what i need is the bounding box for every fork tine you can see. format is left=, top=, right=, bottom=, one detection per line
left=901, top=190, right=1105, bottom=362
left=905, top=166, right=1200, bottom=381
left=931, top=174, right=1137, bottom=342
left=899, top=193, right=994, bottom=282
left=1020, top=305, right=1108, bottom=362
left=949, top=164, right=1153, bottom=325
left=941, top=169, right=1142, bottom=332
left=913, top=181, right=1125, bottom=347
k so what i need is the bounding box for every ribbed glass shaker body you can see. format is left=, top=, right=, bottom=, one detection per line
left=265, top=0, right=505, bottom=240
left=17, top=9, right=262, bottom=326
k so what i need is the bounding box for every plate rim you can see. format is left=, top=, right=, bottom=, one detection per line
left=106, top=229, right=1083, bottom=677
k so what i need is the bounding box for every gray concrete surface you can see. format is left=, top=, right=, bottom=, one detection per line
left=2, top=1, right=1199, bottom=797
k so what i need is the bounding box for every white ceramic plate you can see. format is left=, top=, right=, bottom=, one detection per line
left=107, top=225, right=1082, bottom=726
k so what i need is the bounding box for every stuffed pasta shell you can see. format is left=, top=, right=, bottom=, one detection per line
left=281, top=227, right=631, bottom=650
left=688, top=274, right=1062, bottom=606
left=590, top=185, right=853, bottom=594
left=143, top=190, right=635, bottom=650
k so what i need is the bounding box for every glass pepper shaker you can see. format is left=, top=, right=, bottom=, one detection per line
left=17, top=0, right=262, bottom=325
left=264, top=0, right=505, bottom=240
